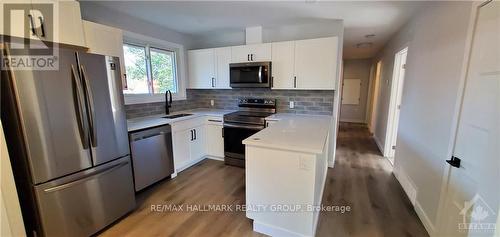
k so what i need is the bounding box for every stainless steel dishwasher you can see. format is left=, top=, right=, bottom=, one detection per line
left=129, top=125, right=174, bottom=191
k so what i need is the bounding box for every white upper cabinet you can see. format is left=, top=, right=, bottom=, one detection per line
left=188, top=47, right=231, bottom=89
left=188, top=48, right=215, bottom=89
left=271, top=41, right=295, bottom=89
left=294, top=37, right=337, bottom=90
left=83, top=21, right=126, bottom=86
left=231, top=43, right=272, bottom=62
left=214, top=47, right=232, bottom=89
left=0, top=0, right=86, bottom=48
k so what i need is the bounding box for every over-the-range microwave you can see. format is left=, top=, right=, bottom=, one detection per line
left=229, top=62, right=272, bottom=88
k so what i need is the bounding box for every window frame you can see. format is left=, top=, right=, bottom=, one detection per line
left=122, top=31, right=187, bottom=105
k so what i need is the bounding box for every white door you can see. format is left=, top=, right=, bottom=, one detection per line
left=386, top=48, right=408, bottom=158
left=215, top=47, right=231, bottom=89
left=188, top=49, right=215, bottom=89
left=294, top=37, right=338, bottom=89
left=231, top=43, right=272, bottom=62
left=369, top=61, right=382, bottom=135
left=172, top=129, right=191, bottom=171
left=189, top=125, right=205, bottom=161
left=206, top=124, right=224, bottom=157
left=439, top=2, right=499, bottom=236
left=271, top=41, right=295, bottom=89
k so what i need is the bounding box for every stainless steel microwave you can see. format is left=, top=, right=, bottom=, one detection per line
left=229, top=62, right=271, bottom=88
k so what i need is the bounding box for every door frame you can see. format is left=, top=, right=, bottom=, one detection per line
left=434, top=1, right=495, bottom=236
left=368, top=61, right=382, bottom=135
left=383, top=47, right=408, bottom=159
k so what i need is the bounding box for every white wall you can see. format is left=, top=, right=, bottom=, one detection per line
left=80, top=2, right=196, bottom=48
left=372, top=1, right=474, bottom=234
left=340, top=59, right=372, bottom=123
left=190, top=20, right=343, bottom=49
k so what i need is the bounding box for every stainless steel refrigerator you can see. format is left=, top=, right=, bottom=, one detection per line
left=1, top=45, right=136, bottom=237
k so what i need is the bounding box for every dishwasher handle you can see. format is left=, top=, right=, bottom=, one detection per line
left=132, top=132, right=167, bottom=141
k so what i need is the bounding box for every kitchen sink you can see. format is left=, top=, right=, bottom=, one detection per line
left=162, top=113, right=193, bottom=119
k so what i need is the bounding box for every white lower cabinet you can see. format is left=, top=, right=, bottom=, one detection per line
left=205, top=123, right=224, bottom=158
left=172, top=116, right=225, bottom=172
left=171, top=118, right=206, bottom=172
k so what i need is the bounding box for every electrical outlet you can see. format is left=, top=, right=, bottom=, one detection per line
left=289, top=101, right=294, bottom=109
left=210, top=100, right=214, bottom=107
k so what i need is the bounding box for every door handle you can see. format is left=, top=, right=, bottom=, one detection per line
left=79, top=64, right=97, bottom=147
left=71, top=65, right=90, bottom=149
left=446, top=156, right=461, bottom=168
left=43, top=161, right=128, bottom=193
left=38, top=16, right=45, bottom=37
left=28, top=14, right=36, bottom=35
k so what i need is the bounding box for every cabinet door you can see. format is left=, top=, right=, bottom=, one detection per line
left=188, top=49, right=215, bottom=89
left=56, top=1, right=86, bottom=47
left=189, top=126, right=206, bottom=161
left=173, top=129, right=191, bottom=171
left=294, top=37, right=337, bottom=89
left=271, top=41, right=295, bottom=89
left=214, top=47, right=232, bottom=89
left=206, top=124, right=224, bottom=157
left=0, top=2, right=40, bottom=41
left=231, top=43, right=271, bottom=62
left=82, top=21, right=126, bottom=88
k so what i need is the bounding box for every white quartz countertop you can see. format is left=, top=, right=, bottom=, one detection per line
left=243, top=114, right=333, bottom=154
left=127, top=108, right=234, bottom=132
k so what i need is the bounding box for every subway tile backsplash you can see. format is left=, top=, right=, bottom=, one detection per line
left=124, top=89, right=334, bottom=119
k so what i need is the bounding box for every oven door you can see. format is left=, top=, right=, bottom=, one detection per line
left=230, top=62, right=271, bottom=88
left=223, top=123, right=264, bottom=166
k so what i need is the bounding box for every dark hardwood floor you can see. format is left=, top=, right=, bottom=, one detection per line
left=99, top=122, right=428, bottom=237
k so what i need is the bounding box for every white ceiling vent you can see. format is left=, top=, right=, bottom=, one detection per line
left=245, top=26, right=262, bottom=45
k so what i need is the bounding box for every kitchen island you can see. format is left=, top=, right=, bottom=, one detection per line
left=243, top=114, right=332, bottom=237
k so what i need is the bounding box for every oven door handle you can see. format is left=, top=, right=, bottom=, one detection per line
left=223, top=123, right=264, bottom=130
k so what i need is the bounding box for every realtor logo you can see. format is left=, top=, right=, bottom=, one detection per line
left=459, top=194, right=497, bottom=233
left=1, top=2, right=59, bottom=70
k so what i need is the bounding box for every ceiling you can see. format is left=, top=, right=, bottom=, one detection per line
left=81, top=1, right=431, bottom=59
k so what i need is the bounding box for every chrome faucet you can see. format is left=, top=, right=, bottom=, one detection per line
left=165, top=90, right=172, bottom=115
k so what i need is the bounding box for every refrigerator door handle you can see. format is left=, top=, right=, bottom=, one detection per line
left=42, top=161, right=128, bottom=193
left=80, top=65, right=98, bottom=147
left=71, top=65, right=90, bottom=149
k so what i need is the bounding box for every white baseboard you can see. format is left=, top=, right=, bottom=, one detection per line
left=393, top=163, right=417, bottom=206
left=205, top=156, right=224, bottom=161
left=415, top=201, right=436, bottom=237
left=253, top=221, right=310, bottom=237
left=373, top=135, right=385, bottom=156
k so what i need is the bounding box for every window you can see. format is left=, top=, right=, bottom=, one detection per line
left=123, top=44, right=177, bottom=94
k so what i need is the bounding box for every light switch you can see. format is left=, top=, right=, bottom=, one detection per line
left=289, top=101, right=294, bottom=109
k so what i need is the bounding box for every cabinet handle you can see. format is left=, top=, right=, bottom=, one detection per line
left=194, top=129, right=197, bottom=140
left=222, top=127, right=224, bottom=138
left=190, top=129, right=194, bottom=141
left=271, top=76, right=274, bottom=88
left=247, top=54, right=250, bottom=61
left=294, top=76, right=297, bottom=88
left=28, top=14, right=36, bottom=35
left=211, top=77, right=215, bottom=87
left=251, top=54, right=254, bottom=61
left=38, top=16, right=45, bottom=37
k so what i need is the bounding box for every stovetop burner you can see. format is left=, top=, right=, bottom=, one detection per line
left=223, top=98, right=276, bottom=125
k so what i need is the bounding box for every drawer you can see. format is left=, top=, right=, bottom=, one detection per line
left=205, top=116, right=223, bottom=125
left=170, top=116, right=205, bottom=132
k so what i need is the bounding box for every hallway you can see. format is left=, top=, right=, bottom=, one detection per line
left=317, top=122, right=429, bottom=237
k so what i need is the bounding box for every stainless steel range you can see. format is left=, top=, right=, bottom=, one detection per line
left=223, top=98, right=276, bottom=167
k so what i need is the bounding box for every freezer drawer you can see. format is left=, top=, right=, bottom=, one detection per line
left=34, top=157, right=135, bottom=237
left=130, top=125, right=174, bottom=191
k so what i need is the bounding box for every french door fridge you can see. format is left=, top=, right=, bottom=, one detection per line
left=1, top=45, right=135, bottom=237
